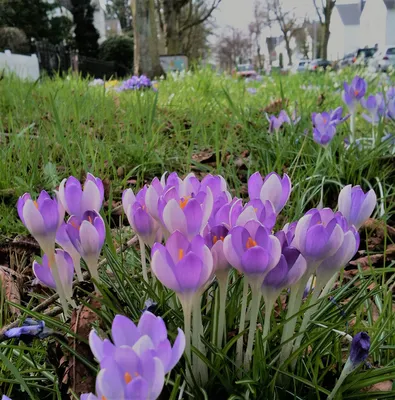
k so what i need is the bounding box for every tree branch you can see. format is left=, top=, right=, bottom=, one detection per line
left=180, top=0, right=221, bottom=33
left=313, top=0, right=324, bottom=24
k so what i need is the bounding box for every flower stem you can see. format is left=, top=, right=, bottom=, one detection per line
left=262, top=295, right=275, bottom=355
left=192, top=298, right=208, bottom=384
left=180, top=297, right=192, bottom=363
left=138, top=236, right=148, bottom=283
left=244, top=283, right=262, bottom=369
left=217, top=271, right=229, bottom=349
left=47, top=251, right=69, bottom=317
left=236, top=278, right=249, bottom=368
left=350, top=113, right=356, bottom=143
left=327, top=358, right=355, bottom=400
left=278, top=275, right=309, bottom=367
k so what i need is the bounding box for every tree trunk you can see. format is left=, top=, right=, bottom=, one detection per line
left=132, top=0, right=164, bottom=78
left=163, top=0, right=181, bottom=54
left=322, top=0, right=335, bottom=60
left=284, top=35, right=293, bottom=66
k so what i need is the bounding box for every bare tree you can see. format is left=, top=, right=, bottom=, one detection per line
left=132, top=0, right=164, bottom=78
left=248, top=1, right=266, bottom=69
left=216, top=28, right=252, bottom=71
left=265, top=0, right=297, bottom=66
left=161, top=0, right=221, bottom=54
left=312, top=0, right=336, bottom=60
left=293, top=24, right=310, bottom=59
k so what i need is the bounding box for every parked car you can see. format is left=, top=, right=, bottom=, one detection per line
left=292, top=59, right=311, bottom=73
left=310, top=59, right=332, bottom=71
left=234, top=64, right=257, bottom=78
left=370, top=46, right=395, bottom=72
left=339, top=48, right=377, bottom=68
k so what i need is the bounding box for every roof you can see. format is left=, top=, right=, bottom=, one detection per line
left=384, top=0, right=395, bottom=9
left=336, top=4, right=361, bottom=26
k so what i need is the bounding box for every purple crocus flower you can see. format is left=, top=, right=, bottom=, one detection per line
left=17, top=191, right=65, bottom=254
left=58, top=174, right=104, bottom=219
left=81, top=355, right=165, bottom=400
left=350, top=332, right=370, bottom=365
left=145, top=176, right=166, bottom=221
left=386, top=98, right=395, bottom=120
left=4, top=318, right=52, bottom=341
left=123, top=187, right=161, bottom=247
left=342, top=76, right=367, bottom=112
left=118, top=75, right=152, bottom=91
left=205, top=225, right=230, bottom=273
left=210, top=197, right=243, bottom=230
left=151, top=232, right=213, bottom=301
left=361, top=93, right=385, bottom=124
left=247, top=87, right=257, bottom=94
left=56, top=221, right=82, bottom=280
left=338, top=185, right=376, bottom=229
left=223, top=220, right=281, bottom=284
left=2, top=396, right=11, bottom=400
left=89, top=311, right=185, bottom=375
left=66, top=211, right=105, bottom=281
left=292, top=208, right=344, bottom=267
left=316, top=213, right=359, bottom=284
left=262, top=246, right=307, bottom=298
left=312, top=112, right=337, bottom=146
left=248, top=172, right=291, bottom=214
left=266, top=110, right=289, bottom=134
left=33, top=250, right=74, bottom=298
left=235, top=199, right=277, bottom=230
left=329, top=106, right=350, bottom=125
left=158, top=185, right=213, bottom=240
left=386, top=86, right=395, bottom=100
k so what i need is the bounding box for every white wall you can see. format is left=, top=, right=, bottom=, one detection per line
left=361, top=0, right=387, bottom=47
left=93, top=0, right=107, bottom=43
left=328, top=9, right=345, bottom=60
left=386, top=10, right=395, bottom=45
left=0, top=51, right=40, bottom=80
left=344, top=25, right=361, bottom=54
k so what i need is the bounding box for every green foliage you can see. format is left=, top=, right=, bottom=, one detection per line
left=99, top=35, right=134, bottom=76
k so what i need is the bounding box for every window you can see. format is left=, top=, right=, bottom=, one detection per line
left=386, top=48, right=395, bottom=55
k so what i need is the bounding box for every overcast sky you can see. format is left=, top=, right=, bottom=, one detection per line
left=211, top=0, right=316, bottom=34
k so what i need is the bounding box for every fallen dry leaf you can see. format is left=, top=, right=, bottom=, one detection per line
left=365, top=380, right=393, bottom=392
left=349, top=244, right=395, bottom=268
left=0, top=267, right=21, bottom=315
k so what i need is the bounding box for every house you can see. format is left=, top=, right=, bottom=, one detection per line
left=105, top=19, right=122, bottom=36
left=360, top=0, right=395, bottom=48
left=327, top=1, right=365, bottom=61
left=48, top=0, right=107, bottom=43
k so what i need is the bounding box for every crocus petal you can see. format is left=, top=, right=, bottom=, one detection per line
left=162, top=199, right=188, bottom=236
left=89, top=330, right=104, bottom=361
left=167, top=328, right=186, bottom=371
left=111, top=315, right=140, bottom=348
left=125, top=377, right=149, bottom=400
left=151, top=246, right=181, bottom=292
left=248, top=172, right=264, bottom=199
left=81, top=180, right=102, bottom=215
left=137, top=311, right=167, bottom=346
left=241, top=246, right=270, bottom=276
left=33, top=260, right=56, bottom=289
left=173, top=252, right=204, bottom=292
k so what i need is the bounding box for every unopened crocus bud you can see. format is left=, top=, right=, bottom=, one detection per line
left=66, top=211, right=105, bottom=282
left=248, top=172, right=291, bottom=214
left=338, top=185, right=376, bottom=229
left=58, top=173, right=104, bottom=219
left=17, top=191, right=65, bottom=254
left=122, top=187, right=161, bottom=247
left=293, top=208, right=344, bottom=268
left=342, top=76, right=367, bottom=112
left=205, top=225, right=230, bottom=273
left=350, top=332, right=370, bottom=366
left=33, top=250, right=74, bottom=300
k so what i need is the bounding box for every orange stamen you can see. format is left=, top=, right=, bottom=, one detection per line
left=220, top=236, right=225, bottom=241
left=179, top=196, right=191, bottom=209
left=213, top=235, right=218, bottom=244
left=178, top=249, right=184, bottom=260
left=246, top=237, right=257, bottom=249
left=88, top=216, right=93, bottom=224
left=101, top=396, right=107, bottom=400
left=354, top=90, right=359, bottom=96
left=124, top=372, right=132, bottom=384
left=33, top=200, right=39, bottom=209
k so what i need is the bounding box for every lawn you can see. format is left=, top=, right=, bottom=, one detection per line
left=0, top=68, right=395, bottom=399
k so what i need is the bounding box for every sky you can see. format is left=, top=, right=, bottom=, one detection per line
left=211, top=0, right=316, bottom=35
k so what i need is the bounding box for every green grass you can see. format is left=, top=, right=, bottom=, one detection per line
left=0, top=68, right=395, bottom=399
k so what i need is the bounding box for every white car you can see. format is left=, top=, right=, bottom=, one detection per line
left=291, top=60, right=311, bottom=73
left=370, top=46, right=395, bottom=72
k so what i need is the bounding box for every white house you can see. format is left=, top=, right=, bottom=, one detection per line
left=327, top=1, right=365, bottom=60
left=360, top=0, right=395, bottom=48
